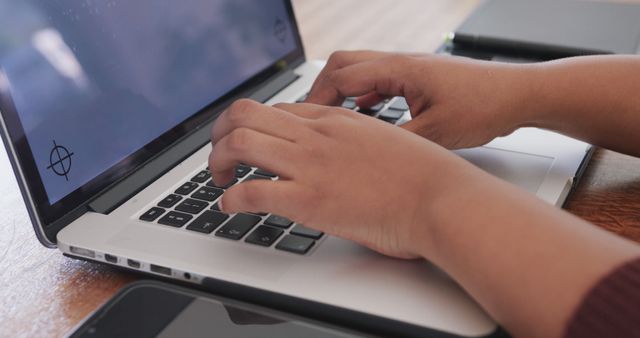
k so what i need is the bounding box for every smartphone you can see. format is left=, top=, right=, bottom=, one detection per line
left=67, top=280, right=372, bottom=338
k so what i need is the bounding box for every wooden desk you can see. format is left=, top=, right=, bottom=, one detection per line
left=1, top=1, right=639, bottom=336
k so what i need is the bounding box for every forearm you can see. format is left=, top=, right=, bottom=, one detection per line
left=416, top=166, right=640, bottom=338
left=524, top=55, right=640, bottom=157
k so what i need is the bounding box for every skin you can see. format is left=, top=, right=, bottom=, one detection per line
left=209, top=51, right=640, bottom=338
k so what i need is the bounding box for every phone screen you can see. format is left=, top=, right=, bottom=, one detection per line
left=70, top=283, right=368, bottom=338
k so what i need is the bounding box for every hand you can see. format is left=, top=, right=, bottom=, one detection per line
left=209, top=99, right=474, bottom=259
left=306, top=50, right=538, bottom=149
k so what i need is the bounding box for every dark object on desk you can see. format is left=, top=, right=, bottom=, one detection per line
left=443, top=0, right=640, bottom=61
left=67, top=280, right=370, bottom=338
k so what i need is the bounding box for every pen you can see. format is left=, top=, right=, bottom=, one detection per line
left=446, top=32, right=612, bottom=60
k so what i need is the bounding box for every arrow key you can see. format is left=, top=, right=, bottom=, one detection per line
left=245, top=225, right=284, bottom=247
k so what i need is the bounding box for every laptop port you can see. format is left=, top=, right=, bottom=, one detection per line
left=150, top=264, right=171, bottom=276
left=127, top=259, right=141, bottom=269
left=104, top=254, right=118, bottom=264
left=70, top=246, right=95, bottom=258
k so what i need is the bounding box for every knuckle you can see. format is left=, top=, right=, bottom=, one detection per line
left=226, top=128, right=253, bottom=153
left=227, top=99, right=257, bottom=123
left=327, top=51, right=347, bottom=65
left=310, top=117, right=335, bottom=136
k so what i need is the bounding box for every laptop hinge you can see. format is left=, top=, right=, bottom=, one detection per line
left=88, top=69, right=300, bottom=214
left=248, top=69, right=299, bottom=103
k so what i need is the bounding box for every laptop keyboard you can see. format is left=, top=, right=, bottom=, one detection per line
left=138, top=165, right=319, bottom=255
left=137, top=95, right=409, bottom=255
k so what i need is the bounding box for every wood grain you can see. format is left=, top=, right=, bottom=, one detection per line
left=1, top=1, right=639, bottom=337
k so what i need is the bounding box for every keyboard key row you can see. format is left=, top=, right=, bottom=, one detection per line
left=295, top=94, right=409, bottom=125
left=142, top=205, right=321, bottom=252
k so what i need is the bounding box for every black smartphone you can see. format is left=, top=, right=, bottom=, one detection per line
left=67, top=280, right=372, bottom=338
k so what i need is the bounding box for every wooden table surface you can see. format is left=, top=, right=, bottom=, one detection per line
left=2, top=1, right=640, bottom=337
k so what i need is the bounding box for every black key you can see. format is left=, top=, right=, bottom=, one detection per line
left=378, top=108, right=404, bottom=120
left=175, top=198, right=209, bottom=214
left=191, top=186, right=223, bottom=202
left=265, top=215, right=293, bottom=229
left=359, top=102, right=385, bottom=115
left=245, top=226, right=284, bottom=247
left=244, top=174, right=270, bottom=182
left=207, top=178, right=237, bottom=189
left=296, top=93, right=308, bottom=103
left=211, top=202, right=223, bottom=211
left=379, top=116, right=399, bottom=124
left=389, top=97, right=409, bottom=111
left=158, top=211, right=193, bottom=227
left=158, top=194, right=182, bottom=208
left=276, top=235, right=315, bottom=254
left=248, top=211, right=268, bottom=216
left=254, top=168, right=277, bottom=178
left=290, top=224, right=324, bottom=239
left=215, top=213, right=261, bottom=240
left=235, top=165, right=252, bottom=178
left=175, top=181, right=199, bottom=195
left=341, top=98, right=357, bottom=110
left=190, top=170, right=210, bottom=183
left=186, top=211, right=229, bottom=234
left=139, top=207, right=165, bottom=222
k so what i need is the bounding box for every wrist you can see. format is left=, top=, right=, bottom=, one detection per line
left=497, top=63, right=549, bottom=131
left=404, top=150, right=485, bottom=262
left=515, top=63, right=562, bottom=130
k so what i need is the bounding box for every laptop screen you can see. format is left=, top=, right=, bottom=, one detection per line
left=0, top=0, right=300, bottom=224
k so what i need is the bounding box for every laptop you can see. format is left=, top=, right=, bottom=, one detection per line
left=0, top=1, right=590, bottom=337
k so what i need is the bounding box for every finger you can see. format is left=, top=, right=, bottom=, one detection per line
left=306, top=50, right=391, bottom=105
left=355, top=92, right=389, bottom=109
left=273, top=102, right=342, bottom=120
left=212, top=99, right=305, bottom=146
left=220, top=180, right=312, bottom=221
left=209, top=128, right=301, bottom=186
left=306, top=55, right=416, bottom=107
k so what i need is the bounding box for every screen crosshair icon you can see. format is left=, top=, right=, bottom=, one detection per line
left=47, top=140, right=74, bottom=181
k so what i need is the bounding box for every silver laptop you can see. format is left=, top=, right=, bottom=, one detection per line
left=0, top=1, right=590, bottom=337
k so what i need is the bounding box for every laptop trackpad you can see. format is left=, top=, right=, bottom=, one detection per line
left=455, top=147, right=553, bottom=194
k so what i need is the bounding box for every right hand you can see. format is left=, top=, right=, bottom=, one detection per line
left=306, top=50, right=538, bottom=149
left=209, top=99, right=480, bottom=259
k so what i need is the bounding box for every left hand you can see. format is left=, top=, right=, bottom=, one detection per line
left=305, top=50, right=535, bottom=149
